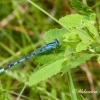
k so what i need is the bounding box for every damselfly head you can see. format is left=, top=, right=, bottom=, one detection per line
left=54, top=39, right=60, bottom=45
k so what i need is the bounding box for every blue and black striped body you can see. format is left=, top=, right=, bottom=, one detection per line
left=0, top=39, right=60, bottom=73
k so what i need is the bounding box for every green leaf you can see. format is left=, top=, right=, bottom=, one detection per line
left=91, top=43, right=100, bottom=53
left=28, top=58, right=64, bottom=86
left=44, top=28, right=68, bottom=43
left=34, top=52, right=64, bottom=65
left=70, top=0, right=95, bottom=19
left=59, top=14, right=88, bottom=28
left=63, top=41, right=79, bottom=51
left=64, top=46, right=73, bottom=57
left=77, top=29, right=94, bottom=44
left=64, top=29, right=80, bottom=42
left=97, top=55, right=100, bottom=64
left=61, top=53, right=95, bottom=73
left=87, top=22, right=99, bottom=37
left=76, top=42, right=89, bottom=52
left=86, top=22, right=100, bottom=43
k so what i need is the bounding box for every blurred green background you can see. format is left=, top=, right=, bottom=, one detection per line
left=0, top=0, right=100, bottom=100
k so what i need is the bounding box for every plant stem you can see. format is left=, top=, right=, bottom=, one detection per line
left=67, top=71, right=78, bottom=100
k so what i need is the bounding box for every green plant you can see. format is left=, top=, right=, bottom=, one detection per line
left=28, top=0, right=100, bottom=99
left=0, top=0, right=99, bottom=99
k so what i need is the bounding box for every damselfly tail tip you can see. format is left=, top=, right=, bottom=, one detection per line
left=0, top=68, right=5, bottom=73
